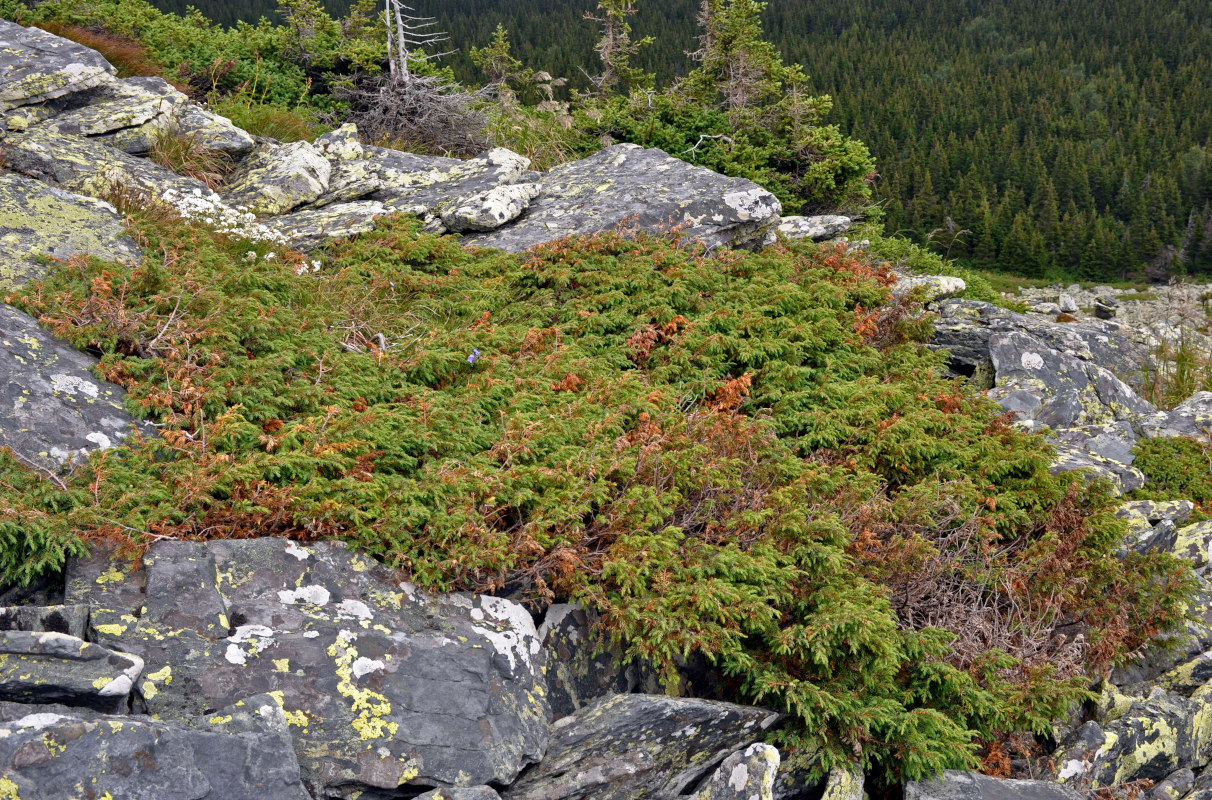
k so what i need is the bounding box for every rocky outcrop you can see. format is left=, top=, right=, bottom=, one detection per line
left=0, top=630, right=143, bottom=712
left=0, top=171, right=140, bottom=289
left=0, top=303, right=148, bottom=470
left=691, top=743, right=781, bottom=800
left=465, top=144, right=782, bottom=252
left=776, top=214, right=852, bottom=242
left=501, top=693, right=782, bottom=800
left=0, top=697, right=310, bottom=798
left=0, top=19, right=114, bottom=112
left=906, top=771, right=1083, bottom=800
left=70, top=538, right=551, bottom=797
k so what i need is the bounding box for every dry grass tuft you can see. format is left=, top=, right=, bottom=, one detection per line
left=148, top=127, right=232, bottom=190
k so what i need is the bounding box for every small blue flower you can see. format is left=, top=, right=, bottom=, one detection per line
left=467, top=349, right=480, bottom=365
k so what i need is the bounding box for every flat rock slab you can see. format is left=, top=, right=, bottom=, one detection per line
left=0, top=171, right=141, bottom=290
left=0, top=20, right=115, bottom=112
left=0, top=303, right=147, bottom=470
left=1047, top=422, right=1145, bottom=495
left=501, top=693, right=782, bottom=800
left=892, top=271, right=967, bottom=304
left=465, top=144, right=782, bottom=253
left=0, top=630, right=142, bottom=712
left=906, top=771, right=1083, bottom=800
left=72, top=538, right=550, bottom=798
left=1141, top=392, right=1212, bottom=440
left=0, top=605, right=88, bottom=639
left=0, top=696, right=309, bottom=799
left=4, top=123, right=212, bottom=199
left=265, top=199, right=394, bottom=252
left=42, top=74, right=185, bottom=153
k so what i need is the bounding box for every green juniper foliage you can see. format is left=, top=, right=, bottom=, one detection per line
left=0, top=205, right=1191, bottom=783
left=1130, top=436, right=1212, bottom=507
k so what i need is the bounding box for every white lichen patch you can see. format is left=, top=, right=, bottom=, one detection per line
left=278, top=585, right=332, bottom=606
left=49, top=373, right=99, bottom=398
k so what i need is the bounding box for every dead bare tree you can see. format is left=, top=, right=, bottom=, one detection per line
left=341, top=0, right=488, bottom=155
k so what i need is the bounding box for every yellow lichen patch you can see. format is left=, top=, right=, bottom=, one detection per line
left=209, top=715, right=233, bottom=725
left=95, top=566, right=125, bottom=585
left=274, top=658, right=291, bottom=673
left=91, top=676, right=114, bottom=690
left=327, top=632, right=399, bottom=740
left=141, top=681, right=158, bottom=700
left=107, top=721, right=124, bottom=734
left=93, top=623, right=126, bottom=637
left=42, top=735, right=66, bottom=758
left=146, top=665, right=172, bottom=684
left=0, top=776, right=18, bottom=799
left=396, top=764, right=419, bottom=786
left=282, top=708, right=309, bottom=728
left=218, top=614, right=229, bottom=631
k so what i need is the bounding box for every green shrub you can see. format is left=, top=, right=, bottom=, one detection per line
left=1131, top=436, right=1212, bottom=505
left=2, top=208, right=1191, bottom=784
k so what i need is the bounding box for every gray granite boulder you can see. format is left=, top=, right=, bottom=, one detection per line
left=125, top=76, right=255, bottom=156
left=906, top=771, right=1082, bottom=800
left=1047, top=422, right=1145, bottom=494
left=537, top=603, right=662, bottom=722
left=0, top=171, right=141, bottom=290
left=0, top=605, right=87, bottom=639
left=1117, top=501, right=1196, bottom=539
left=69, top=537, right=550, bottom=798
left=220, top=140, right=332, bottom=215
left=465, top=144, right=782, bottom=252
left=776, top=214, right=852, bottom=242
left=0, top=630, right=143, bottom=712
left=0, top=697, right=309, bottom=798
left=1171, top=520, right=1212, bottom=570
left=691, top=743, right=781, bottom=800
left=501, top=693, right=782, bottom=800
left=930, top=299, right=1152, bottom=390
left=372, top=145, right=529, bottom=209
left=1052, top=688, right=1212, bottom=787
left=3, top=123, right=212, bottom=199
left=987, top=330, right=1155, bottom=428
left=441, top=182, right=541, bottom=232
left=0, top=303, right=148, bottom=470
left=1140, top=392, right=1212, bottom=440
left=263, top=199, right=397, bottom=251
left=892, top=271, right=967, bottom=303
left=0, top=19, right=115, bottom=112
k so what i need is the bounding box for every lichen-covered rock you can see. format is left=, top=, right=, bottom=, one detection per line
left=537, top=604, right=663, bottom=722
left=0, top=19, right=115, bottom=112
left=465, top=144, right=782, bottom=253
left=1047, top=422, right=1145, bottom=494
left=312, top=123, right=383, bottom=207
left=373, top=145, right=528, bottom=207
left=0, top=605, right=88, bottom=639
left=691, top=743, right=781, bottom=800
left=42, top=74, right=186, bottom=153
left=70, top=538, right=550, bottom=797
left=1171, top=520, right=1212, bottom=570
left=1052, top=688, right=1212, bottom=787
left=0, top=697, right=309, bottom=798
left=776, top=214, right=852, bottom=242
left=220, top=140, right=332, bottom=215
left=891, top=271, right=967, bottom=303
left=930, top=299, right=1152, bottom=390
left=1117, top=501, right=1196, bottom=539
left=0, top=630, right=143, bottom=712
left=264, top=199, right=399, bottom=251
left=1113, top=575, right=1212, bottom=686
left=0, top=171, right=141, bottom=290
left=771, top=746, right=824, bottom=800
left=501, top=693, right=782, bottom=800
left=906, top=771, right=1083, bottom=800
left=1140, top=392, right=1212, bottom=440
left=3, top=122, right=212, bottom=198
left=1147, top=768, right=1195, bottom=800
left=442, top=182, right=540, bottom=232
left=0, top=303, right=148, bottom=470
left=987, top=330, right=1155, bottom=428
left=418, top=789, right=503, bottom=800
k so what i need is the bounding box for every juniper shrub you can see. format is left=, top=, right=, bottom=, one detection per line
left=1, top=208, right=1193, bottom=784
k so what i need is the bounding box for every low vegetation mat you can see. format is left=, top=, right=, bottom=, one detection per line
left=0, top=207, right=1192, bottom=784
